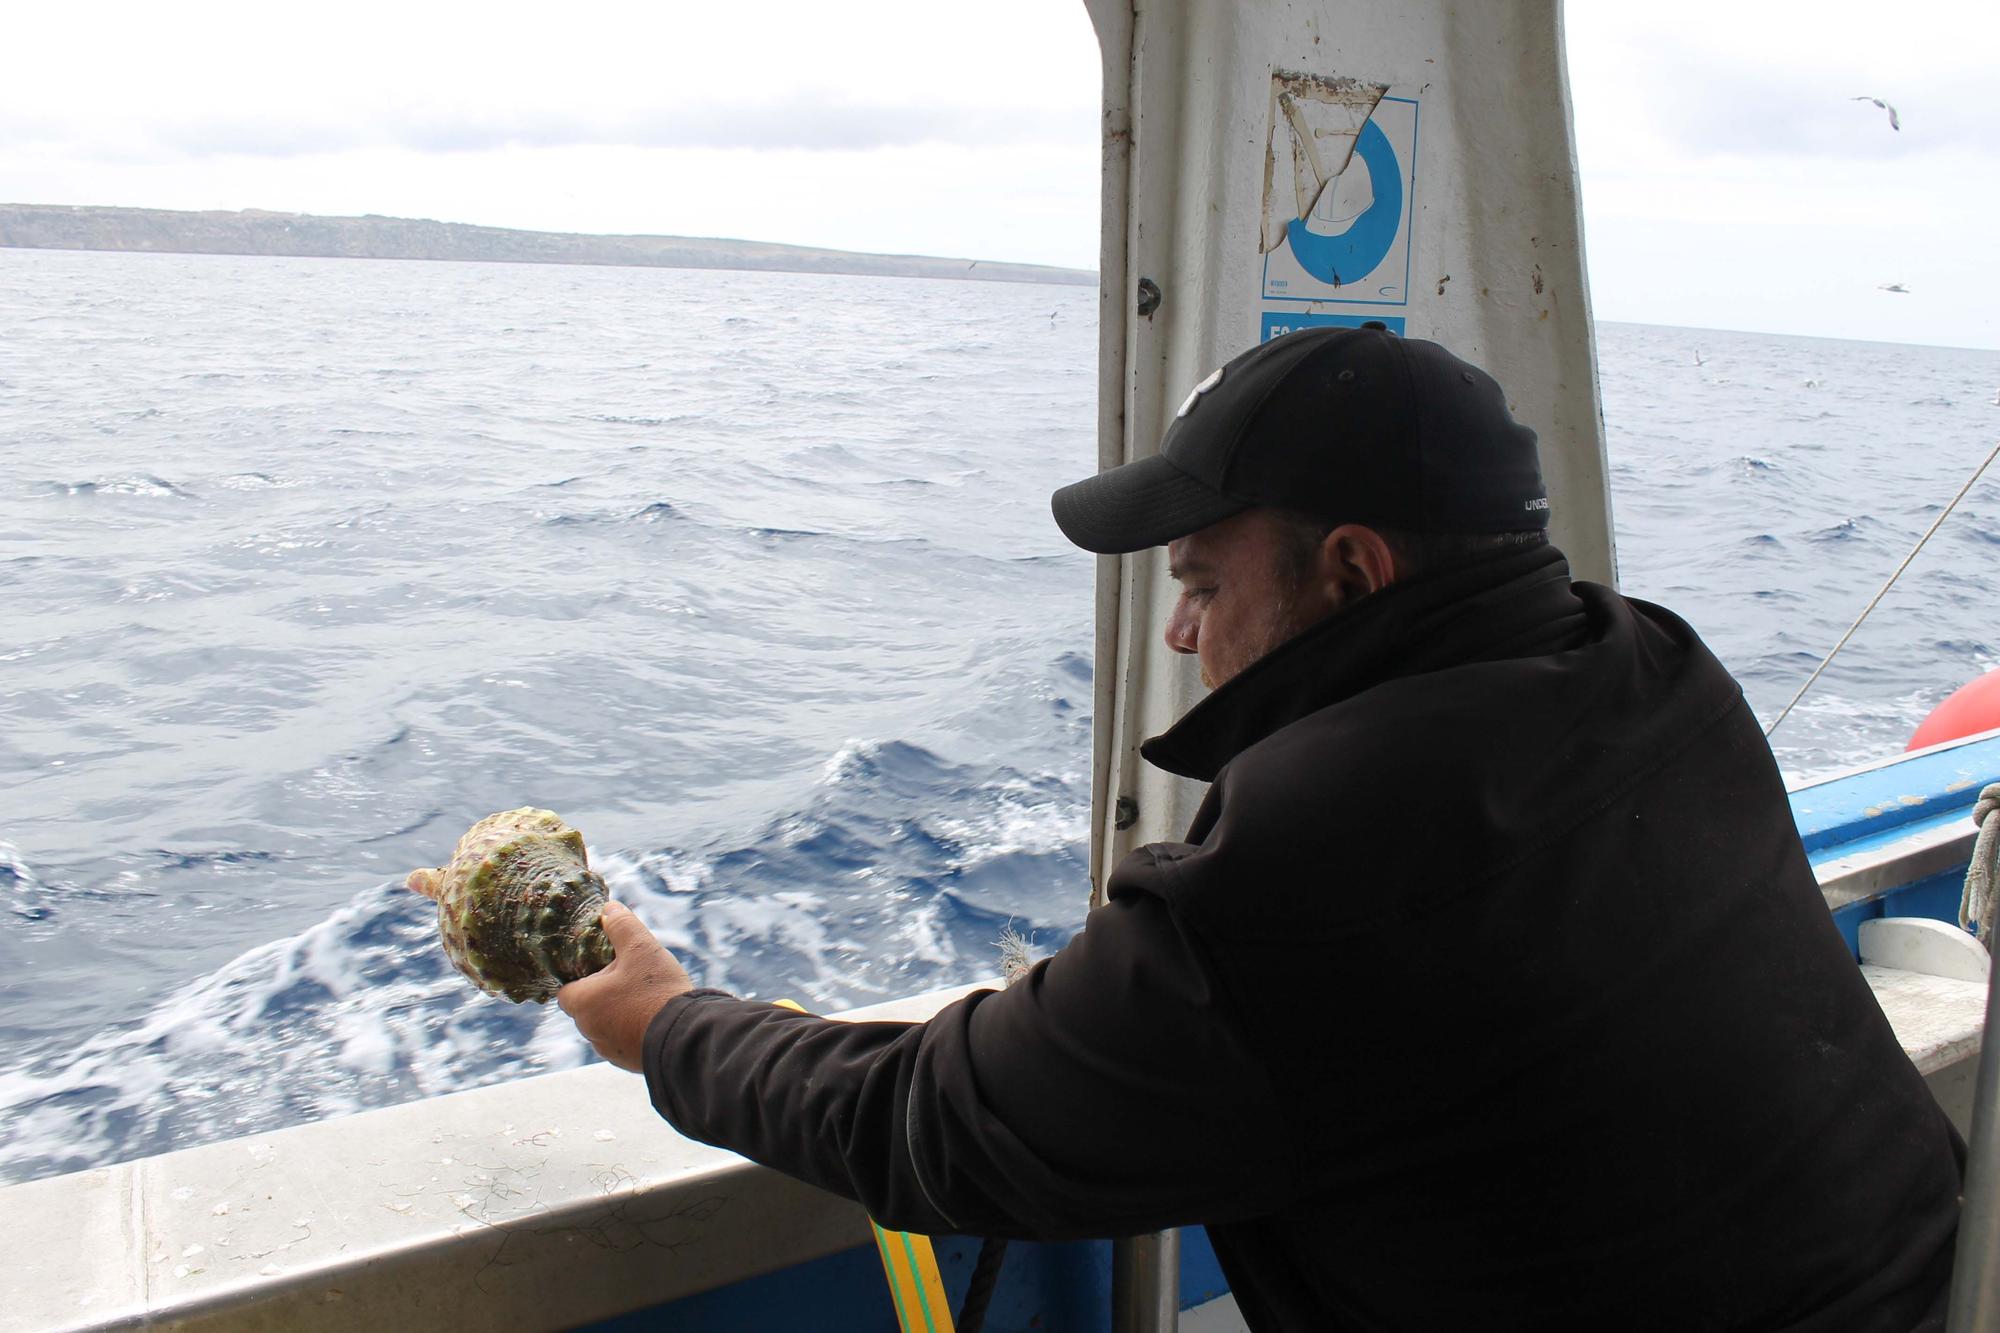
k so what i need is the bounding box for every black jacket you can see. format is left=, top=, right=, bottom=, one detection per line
left=644, top=546, right=1963, bottom=1331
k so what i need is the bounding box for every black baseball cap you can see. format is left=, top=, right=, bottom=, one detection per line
left=1050, top=325, right=1549, bottom=554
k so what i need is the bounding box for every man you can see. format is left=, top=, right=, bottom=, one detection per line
left=561, top=327, right=1963, bottom=1330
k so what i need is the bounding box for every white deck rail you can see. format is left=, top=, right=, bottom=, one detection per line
left=1, top=985, right=986, bottom=1333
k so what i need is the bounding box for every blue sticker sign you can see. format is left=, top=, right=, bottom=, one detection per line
left=1260, top=311, right=1407, bottom=341
left=1261, top=93, right=1420, bottom=313
left=1280, top=118, right=1404, bottom=291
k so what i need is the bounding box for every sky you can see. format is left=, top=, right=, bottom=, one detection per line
left=4, top=0, right=1996, bottom=349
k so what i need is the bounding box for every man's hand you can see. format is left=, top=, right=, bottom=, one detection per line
left=557, top=901, right=694, bottom=1072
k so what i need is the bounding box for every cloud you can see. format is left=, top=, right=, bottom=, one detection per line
left=1659, top=69, right=1999, bottom=158
left=9, top=97, right=1091, bottom=163
left=1571, top=27, right=2000, bottom=163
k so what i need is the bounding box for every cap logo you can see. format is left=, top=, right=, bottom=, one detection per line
left=1176, top=366, right=1224, bottom=418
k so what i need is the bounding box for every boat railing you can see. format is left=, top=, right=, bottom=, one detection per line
left=0, top=984, right=987, bottom=1333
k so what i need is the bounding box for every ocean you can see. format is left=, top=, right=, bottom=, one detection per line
left=2, top=247, right=1997, bottom=1187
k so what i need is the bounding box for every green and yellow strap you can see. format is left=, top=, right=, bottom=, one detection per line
left=870, top=1218, right=956, bottom=1333
left=774, top=999, right=956, bottom=1333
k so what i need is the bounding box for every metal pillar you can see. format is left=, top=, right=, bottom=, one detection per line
left=1947, top=949, right=2000, bottom=1331
left=1111, top=1228, right=1181, bottom=1332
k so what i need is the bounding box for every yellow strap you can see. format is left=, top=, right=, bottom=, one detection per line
left=872, top=1220, right=955, bottom=1333
left=774, top=1000, right=956, bottom=1333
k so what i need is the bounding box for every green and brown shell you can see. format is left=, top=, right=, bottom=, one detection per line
left=405, top=808, right=614, bottom=1003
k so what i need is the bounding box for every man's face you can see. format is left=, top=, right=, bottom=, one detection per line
left=1165, top=509, right=1340, bottom=690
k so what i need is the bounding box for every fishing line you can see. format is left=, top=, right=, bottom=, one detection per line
left=1766, top=437, right=2000, bottom=739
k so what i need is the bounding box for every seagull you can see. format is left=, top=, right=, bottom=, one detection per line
left=1878, top=282, right=1910, bottom=293
left=1851, top=96, right=1901, bottom=131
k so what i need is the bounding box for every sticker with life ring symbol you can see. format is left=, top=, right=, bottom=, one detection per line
left=1261, top=91, right=1419, bottom=309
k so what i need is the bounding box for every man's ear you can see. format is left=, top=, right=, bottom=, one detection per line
left=1316, top=525, right=1399, bottom=603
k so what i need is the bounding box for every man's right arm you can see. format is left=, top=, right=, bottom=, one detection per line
left=643, top=883, right=1300, bottom=1240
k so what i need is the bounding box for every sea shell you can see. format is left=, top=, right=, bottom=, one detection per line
left=405, top=808, right=614, bottom=1003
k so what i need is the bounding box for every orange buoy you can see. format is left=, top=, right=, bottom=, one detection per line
left=1908, top=668, right=2000, bottom=750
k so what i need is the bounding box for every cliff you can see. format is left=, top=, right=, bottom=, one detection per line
left=0, top=203, right=1096, bottom=287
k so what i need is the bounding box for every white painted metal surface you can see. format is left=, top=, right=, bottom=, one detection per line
left=0, top=983, right=988, bottom=1333
left=1862, top=965, right=1986, bottom=1134
left=1862, top=966, right=1990, bottom=1080
left=1181, top=1292, right=1249, bottom=1332
left=1946, top=946, right=2000, bottom=1330
left=1860, top=917, right=1992, bottom=984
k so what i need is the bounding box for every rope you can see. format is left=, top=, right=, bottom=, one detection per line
left=950, top=927, right=1031, bottom=1333
left=1966, top=785, right=2000, bottom=952
left=1766, top=437, right=2000, bottom=739
left=955, top=1238, right=1010, bottom=1333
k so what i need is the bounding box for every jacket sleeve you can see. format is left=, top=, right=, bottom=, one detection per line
left=642, top=882, right=1300, bottom=1239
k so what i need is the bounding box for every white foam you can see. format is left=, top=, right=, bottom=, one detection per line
left=90, top=476, right=186, bottom=498
left=333, top=1009, right=396, bottom=1077
left=0, top=841, right=42, bottom=894
left=896, top=899, right=958, bottom=968
left=818, top=739, right=878, bottom=786
left=0, top=879, right=594, bottom=1186
left=215, top=472, right=304, bottom=491
left=928, top=772, right=1088, bottom=867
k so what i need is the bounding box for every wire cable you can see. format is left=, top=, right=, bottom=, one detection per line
left=1765, top=438, right=2000, bottom=739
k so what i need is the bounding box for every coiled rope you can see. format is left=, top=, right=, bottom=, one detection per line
left=1966, top=785, right=2000, bottom=952
left=1765, top=437, right=2000, bottom=739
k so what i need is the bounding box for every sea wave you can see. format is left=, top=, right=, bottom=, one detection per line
left=0, top=735, right=1086, bottom=1185
left=35, top=475, right=193, bottom=499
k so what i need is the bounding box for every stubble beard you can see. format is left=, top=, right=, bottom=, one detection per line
left=1204, top=571, right=1323, bottom=691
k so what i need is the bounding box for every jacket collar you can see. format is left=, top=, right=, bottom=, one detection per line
left=1140, top=544, right=1588, bottom=782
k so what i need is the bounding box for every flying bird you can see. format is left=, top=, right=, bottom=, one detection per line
left=1878, top=282, right=1910, bottom=294
left=1851, top=96, right=1901, bottom=131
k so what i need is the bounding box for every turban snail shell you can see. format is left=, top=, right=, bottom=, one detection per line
left=406, top=807, right=615, bottom=1003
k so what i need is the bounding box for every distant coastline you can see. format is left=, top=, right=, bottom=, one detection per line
left=0, top=202, right=1098, bottom=287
